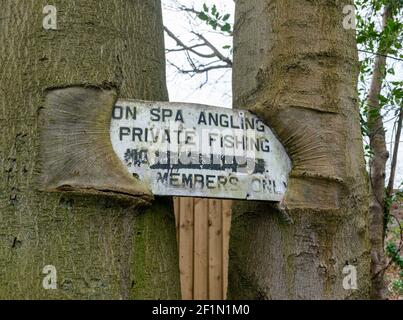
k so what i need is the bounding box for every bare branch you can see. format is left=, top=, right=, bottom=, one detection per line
left=358, top=49, right=403, bottom=62
left=164, top=27, right=217, bottom=59
left=191, top=31, right=232, bottom=66
left=168, top=59, right=231, bottom=75
left=163, top=1, right=233, bottom=92
left=165, top=27, right=232, bottom=67
left=181, top=64, right=232, bottom=74
left=166, top=43, right=205, bottom=53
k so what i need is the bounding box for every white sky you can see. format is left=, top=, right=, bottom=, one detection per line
left=162, top=0, right=402, bottom=189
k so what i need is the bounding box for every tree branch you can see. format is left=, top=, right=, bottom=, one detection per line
left=164, top=25, right=232, bottom=78
left=358, top=49, right=403, bottom=62
left=164, top=27, right=217, bottom=59
left=191, top=31, right=232, bottom=66
left=387, top=107, right=403, bottom=197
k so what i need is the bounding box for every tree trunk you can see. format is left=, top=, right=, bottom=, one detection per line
left=367, top=4, right=395, bottom=300
left=387, top=107, right=403, bottom=197
left=0, top=0, right=180, bottom=299
left=228, top=0, right=371, bottom=299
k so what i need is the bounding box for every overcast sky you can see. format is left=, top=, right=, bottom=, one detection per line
left=162, top=0, right=402, bottom=189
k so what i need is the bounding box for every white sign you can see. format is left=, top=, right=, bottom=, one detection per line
left=110, top=100, right=291, bottom=201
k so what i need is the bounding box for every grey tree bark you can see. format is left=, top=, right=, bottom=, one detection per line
left=0, top=0, right=180, bottom=299
left=228, top=0, right=371, bottom=299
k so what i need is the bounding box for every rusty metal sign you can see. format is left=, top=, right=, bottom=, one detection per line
left=110, top=100, right=291, bottom=201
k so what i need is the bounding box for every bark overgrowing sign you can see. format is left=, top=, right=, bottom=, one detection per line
left=110, top=100, right=291, bottom=201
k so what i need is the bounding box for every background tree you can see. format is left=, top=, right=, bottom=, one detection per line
left=0, top=0, right=180, bottom=299
left=356, top=0, right=403, bottom=299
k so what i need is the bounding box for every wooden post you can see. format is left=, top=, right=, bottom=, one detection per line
left=174, top=198, right=232, bottom=300
left=179, top=197, right=194, bottom=300
left=194, top=198, right=209, bottom=300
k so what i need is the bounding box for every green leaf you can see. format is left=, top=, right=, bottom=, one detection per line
left=198, top=12, right=209, bottom=21
left=388, top=68, right=395, bottom=75
left=203, top=3, right=208, bottom=12
left=221, top=23, right=231, bottom=33
left=212, top=4, right=217, bottom=16
left=378, top=94, right=388, bottom=105
left=209, top=20, right=218, bottom=30
left=223, top=14, right=231, bottom=21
